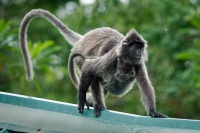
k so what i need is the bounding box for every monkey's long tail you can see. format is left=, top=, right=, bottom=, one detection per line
left=68, top=53, right=82, bottom=88
left=68, top=53, right=97, bottom=88
left=19, top=9, right=82, bottom=80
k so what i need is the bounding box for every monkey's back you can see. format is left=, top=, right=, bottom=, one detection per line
left=74, top=27, right=124, bottom=56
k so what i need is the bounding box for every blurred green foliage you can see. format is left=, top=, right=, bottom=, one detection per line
left=0, top=0, right=200, bottom=119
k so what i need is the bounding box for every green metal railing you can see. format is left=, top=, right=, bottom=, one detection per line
left=0, top=92, right=200, bottom=133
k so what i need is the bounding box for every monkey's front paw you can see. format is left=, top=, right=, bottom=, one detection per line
left=78, top=93, right=89, bottom=114
left=94, top=104, right=106, bottom=117
left=149, top=111, right=168, bottom=118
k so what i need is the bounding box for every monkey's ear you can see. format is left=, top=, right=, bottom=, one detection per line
left=122, top=40, right=128, bottom=45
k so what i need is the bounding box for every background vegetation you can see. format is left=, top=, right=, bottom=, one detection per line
left=0, top=0, right=199, bottom=119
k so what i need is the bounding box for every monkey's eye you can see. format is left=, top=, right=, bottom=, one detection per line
left=135, top=41, right=144, bottom=47
left=122, top=40, right=128, bottom=45
left=127, top=40, right=144, bottom=47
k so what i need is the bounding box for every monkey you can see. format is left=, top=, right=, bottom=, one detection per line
left=68, top=29, right=167, bottom=117
left=19, top=9, right=167, bottom=118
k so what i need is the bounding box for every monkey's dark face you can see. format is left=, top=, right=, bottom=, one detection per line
left=120, top=29, right=148, bottom=63
left=121, top=39, right=146, bottom=64
left=115, top=57, right=136, bottom=82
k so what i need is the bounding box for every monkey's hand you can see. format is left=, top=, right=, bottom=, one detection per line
left=78, top=92, right=90, bottom=114
left=149, top=111, right=168, bottom=118
left=94, top=103, right=106, bottom=117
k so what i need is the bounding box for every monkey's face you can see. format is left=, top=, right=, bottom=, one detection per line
left=120, top=29, right=148, bottom=63
left=122, top=39, right=146, bottom=62
left=115, top=57, right=136, bottom=82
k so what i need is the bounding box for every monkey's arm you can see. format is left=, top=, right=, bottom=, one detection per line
left=136, top=63, right=168, bottom=118
left=68, top=53, right=83, bottom=88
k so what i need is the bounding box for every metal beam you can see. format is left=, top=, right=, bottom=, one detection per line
left=0, top=92, right=199, bottom=133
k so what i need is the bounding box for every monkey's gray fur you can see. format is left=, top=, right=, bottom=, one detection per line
left=19, top=9, right=167, bottom=118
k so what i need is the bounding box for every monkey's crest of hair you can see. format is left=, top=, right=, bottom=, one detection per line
left=125, top=29, right=147, bottom=44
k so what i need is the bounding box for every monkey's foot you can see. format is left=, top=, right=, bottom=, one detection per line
left=94, top=104, right=106, bottom=117
left=78, top=93, right=90, bottom=114
left=149, top=111, right=168, bottom=118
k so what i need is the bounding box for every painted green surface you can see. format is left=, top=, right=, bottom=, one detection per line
left=0, top=92, right=200, bottom=133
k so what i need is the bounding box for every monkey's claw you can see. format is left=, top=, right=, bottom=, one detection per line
left=78, top=93, right=89, bottom=114
left=149, top=111, right=168, bottom=118
left=78, top=101, right=89, bottom=114
left=78, top=100, right=84, bottom=114
left=94, top=104, right=105, bottom=117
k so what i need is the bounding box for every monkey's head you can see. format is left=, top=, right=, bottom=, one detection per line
left=117, top=29, right=148, bottom=63
left=115, top=29, right=148, bottom=81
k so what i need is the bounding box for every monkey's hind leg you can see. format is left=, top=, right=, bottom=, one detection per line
left=78, top=72, right=93, bottom=114
left=90, top=78, right=106, bottom=117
